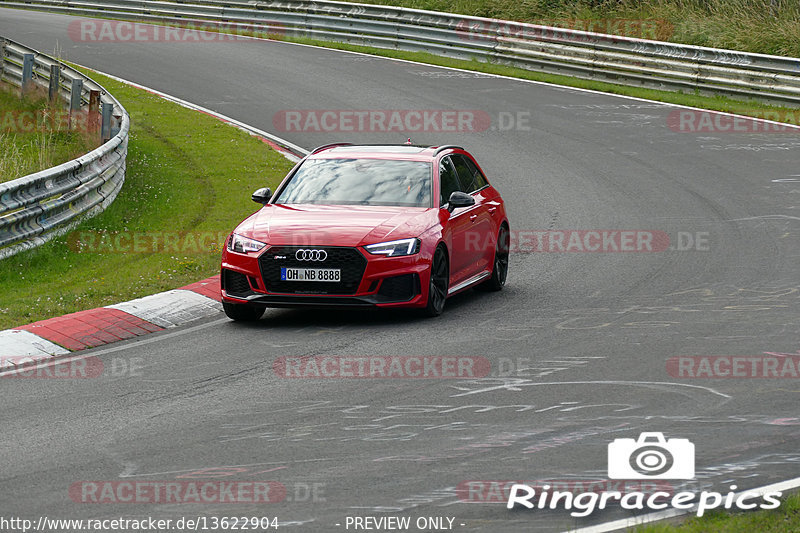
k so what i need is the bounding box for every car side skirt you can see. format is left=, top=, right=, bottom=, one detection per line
left=448, top=270, right=491, bottom=296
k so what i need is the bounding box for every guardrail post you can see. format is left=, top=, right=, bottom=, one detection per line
left=101, top=102, right=113, bottom=142
left=111, top=112, right=122, bottom=138
left=21, top=53, right=34, bottom=96
left=69, top=78, right=83, bottom=131
left=69, top=79, right=83, bottom=113
left=48, top=64, right=61, bottom=102
left=88, top=89, right=101, bottom=135
left=0, top=41, right=6, bottom=80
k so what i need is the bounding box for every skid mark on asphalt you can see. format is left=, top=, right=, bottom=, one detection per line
left=447, top=379, right=731, bottom=400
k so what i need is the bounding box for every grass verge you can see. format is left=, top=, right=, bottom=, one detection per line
left=633, top=492, right=800, bottom=532
left=0, top=82, right=95, bottom=183
left=0, top=68, right=294, bottom=330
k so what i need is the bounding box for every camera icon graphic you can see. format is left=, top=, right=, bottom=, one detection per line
left=608, top=432, right=695, bottom=479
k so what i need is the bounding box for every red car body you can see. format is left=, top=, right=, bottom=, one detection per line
left=220, top=144, right=509, bottom=320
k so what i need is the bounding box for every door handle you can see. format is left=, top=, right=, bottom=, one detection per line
left=469, top=214, right=478, bottom=222
left=488, top=207, right=497, bottom=214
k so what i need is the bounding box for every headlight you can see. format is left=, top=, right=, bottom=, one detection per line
left=364, top=238, right=420, bottom=257
left=227, top=233, right=267, bottom=254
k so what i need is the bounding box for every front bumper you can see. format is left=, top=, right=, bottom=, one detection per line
left=221, top=244, right=428, bottom=309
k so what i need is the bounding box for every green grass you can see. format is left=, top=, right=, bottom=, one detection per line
left=0, top=82, right=95, bottom=183
left=632, top=492, right=800, bottom=532
left=336, top=0, right=800, bottom=58
left=0, top=68, right=294, bottom=330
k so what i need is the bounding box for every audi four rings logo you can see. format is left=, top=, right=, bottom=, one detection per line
left=295, top=249, right=328, bottom=261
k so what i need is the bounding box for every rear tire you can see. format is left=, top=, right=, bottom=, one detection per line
left=422, top=246, right=449, bottom=317
left=223, top=301, right=265, bottom=321
left=478, top=225, right=509, bottom=292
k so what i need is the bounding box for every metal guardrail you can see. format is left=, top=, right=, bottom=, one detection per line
left=2, top=0, right=800, bottom=105
left=0, top=37, right=129, bottom=259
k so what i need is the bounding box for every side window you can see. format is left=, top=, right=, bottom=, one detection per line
left=463, top=156, right=488, bottom=190
left=452, top=154, right=488, bottom=193
left=439, top=157, right=462, bottom=206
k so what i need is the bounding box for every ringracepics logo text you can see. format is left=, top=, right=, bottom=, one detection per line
left=506, top=482, right=780, bottom=517
left=507, top=433, right=783, bottom=517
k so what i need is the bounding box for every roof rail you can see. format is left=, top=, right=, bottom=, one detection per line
left=432, top=145, right=464, bottom=155
left=310, top=142, right=353, bottom=154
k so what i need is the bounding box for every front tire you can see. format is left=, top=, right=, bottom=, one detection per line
left=422, top=246, right=449, bottom=317
left=479, top=225, right=509, bottom=292
left=223, top=301, right=265, bottom=321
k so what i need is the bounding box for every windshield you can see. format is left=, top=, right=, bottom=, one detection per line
left=273, top=158, right=432, bottom=207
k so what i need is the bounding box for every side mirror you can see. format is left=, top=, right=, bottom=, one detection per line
left=252, top=187, right=272, bottom=205
left=447, top=191, right=475, bottom=212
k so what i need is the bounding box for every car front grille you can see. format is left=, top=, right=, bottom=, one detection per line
left=258, top=246, right=367, bottom=295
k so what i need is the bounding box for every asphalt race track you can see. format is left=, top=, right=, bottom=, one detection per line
left=1, top=8, right=799, bottom=532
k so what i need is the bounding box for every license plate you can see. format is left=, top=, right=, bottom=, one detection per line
left=280, top=267, right=341, bottom=282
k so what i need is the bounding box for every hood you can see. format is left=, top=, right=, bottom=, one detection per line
left=236, top=204, right=437, bottom=247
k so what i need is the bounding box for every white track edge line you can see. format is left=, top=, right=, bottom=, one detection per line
left=0, top=317, right=230, bottom=377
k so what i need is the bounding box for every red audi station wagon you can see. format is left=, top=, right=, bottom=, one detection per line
left=220, top=143, right=509, bottom=320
